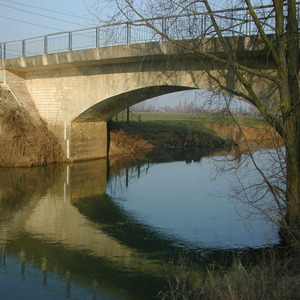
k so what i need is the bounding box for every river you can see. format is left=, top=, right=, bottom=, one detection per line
left=0, top=148, right=280, bottom=299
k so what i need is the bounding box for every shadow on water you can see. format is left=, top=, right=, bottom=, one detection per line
left=74, top=193, right=182, bottom=255
left=74, top=148, right=263, bottom=262
left=0, top=147, right=275, bottom=299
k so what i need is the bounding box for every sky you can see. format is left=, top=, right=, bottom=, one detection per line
left=133, top=90, right=251, bottom=112
left=0, top=0, right=273, bottom=42
left=0, top=0, right=100, bottom=42
left=0, top=0, right=239, bottom=42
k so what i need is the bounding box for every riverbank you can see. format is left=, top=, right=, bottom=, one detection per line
left=0, top=88, right=62, bottom=167
left=108, top=111, right=282, bottom=157
left=159, top=248, right=300, bottom=299
left=109, top=121, right=228, bottom=157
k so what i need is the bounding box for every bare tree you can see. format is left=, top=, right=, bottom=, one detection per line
left=103, top=0, right=299, bottom=247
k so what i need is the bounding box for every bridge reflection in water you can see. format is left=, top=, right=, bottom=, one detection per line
left=1, top=156, right=215, bottom=299
left=0, top=159, right=171, bottom=299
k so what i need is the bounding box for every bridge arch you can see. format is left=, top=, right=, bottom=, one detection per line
left=73, top=85, right=194, bottom=123
left=69, top=85, right=196, bottom=161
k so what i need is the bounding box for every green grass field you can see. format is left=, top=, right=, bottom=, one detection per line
left=114, top=112, right=267, bottom=131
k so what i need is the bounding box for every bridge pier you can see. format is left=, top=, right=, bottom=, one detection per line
left=68, top=121, right=108, bottom=161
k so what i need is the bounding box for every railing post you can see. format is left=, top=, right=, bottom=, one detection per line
left=22, top=40, right=26, bottom=57
left=231, top=10, right=235, bottom=36
left=162, top=18, right=167, bottom=40
left=126, top=23, right=131, bottom=44
left=68, top=32, right=72, bottom=51
left=248, top=15, right=252, bottom=35
left=200, top=14, right=204, bottom=36
left=3, top=43, right=5, bottom=59
left=204, top=14, right=207, bottom=36
left=126, top=108, right=130, bottom=123
left=247, top=13, right=251, bottom=35
left=96, top=27, right=100, bottom=48
left=44, top=36, right=48, bottom=54
left=0, top=44, right=2, bottom=60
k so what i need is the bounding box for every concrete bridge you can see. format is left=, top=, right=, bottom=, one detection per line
left=0, top=7, right=287, bottom=161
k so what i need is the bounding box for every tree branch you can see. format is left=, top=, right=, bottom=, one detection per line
left=245, top=0, right=281, bottom=66
left=125, top=0, right=279, bottom=83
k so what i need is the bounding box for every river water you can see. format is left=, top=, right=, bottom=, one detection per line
left=0, top=148, right=280, bottom=299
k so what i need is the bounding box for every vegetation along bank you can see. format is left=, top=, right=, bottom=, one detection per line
left=0, top=88, right=62, bottom=167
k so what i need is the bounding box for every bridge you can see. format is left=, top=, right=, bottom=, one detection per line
left=0, top=5, right=296, bottom=161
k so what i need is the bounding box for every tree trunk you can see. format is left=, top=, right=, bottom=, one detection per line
left=284, top=119, right=300, bottom=246
left=283, top=0, right=300, bottom=247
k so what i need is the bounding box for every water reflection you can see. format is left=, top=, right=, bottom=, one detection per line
left=0, top=161, right=168, bottom=299
left=0, top=149, right=280, bottom=299
left=233, top=144, right=242, bottom=165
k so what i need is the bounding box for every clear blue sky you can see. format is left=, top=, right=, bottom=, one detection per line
left=0, top=0, right=244, bottom=42
left=0, top=0, right=100, bottom=42
left=0, top=0, right=267, bottom=42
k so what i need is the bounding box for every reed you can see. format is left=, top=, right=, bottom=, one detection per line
left=159, top=250, right=300, bottom=299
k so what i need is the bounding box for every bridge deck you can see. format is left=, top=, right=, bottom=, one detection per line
left=1, top=4, right=297, bottom=61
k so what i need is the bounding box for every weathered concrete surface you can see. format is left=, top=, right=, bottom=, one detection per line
left=70, top=122, right=107, bottom=160
left=0, top=37, right=275, bottom=72
left=0, top=39, right=279, bottom=161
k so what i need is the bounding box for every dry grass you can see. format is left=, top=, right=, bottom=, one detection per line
left=122, top=113, right=283, bottom=151
left=0, top=88, right=63, bottom=167
left=109, top=129, right=154, bottom=156
left=210, top=124, right=283, bottom=150
left=110, top=122, right=227, bottom=153
left=159, top=251, right=300, bottom=300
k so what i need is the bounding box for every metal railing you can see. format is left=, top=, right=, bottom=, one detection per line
left=0, top=3, right=299, bottom=60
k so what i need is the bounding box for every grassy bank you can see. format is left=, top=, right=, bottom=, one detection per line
left=109, top=129, right=154, bottom=156
left=159, top=250, right=300, bottom=299
left=115, top=112, right=268, bottom=129
left=110, top=113, right=229, bottom=155
left=111, top=112, right=281, bottom=155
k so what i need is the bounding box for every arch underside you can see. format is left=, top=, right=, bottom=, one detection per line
left=73, top=85, right=194, bottom=123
